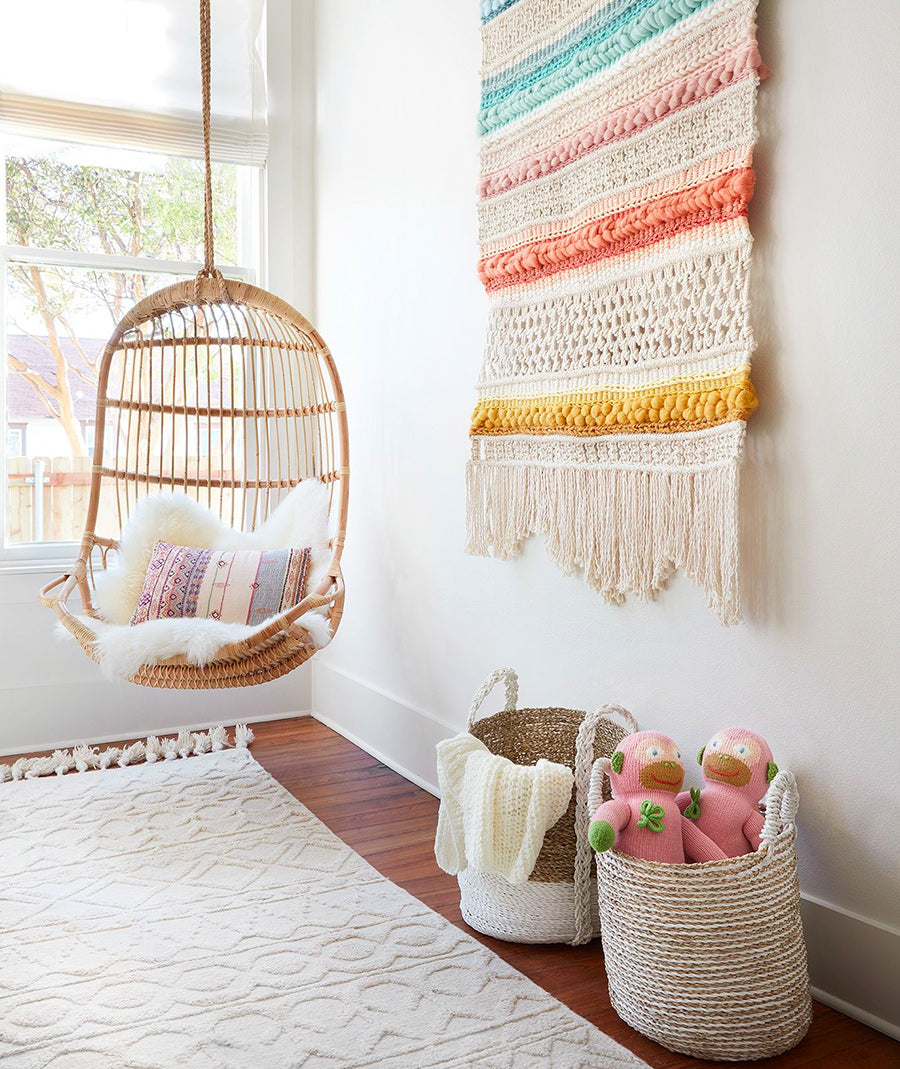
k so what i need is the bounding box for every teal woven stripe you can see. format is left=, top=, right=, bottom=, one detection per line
left=482, top=0, right=648, bottom=101
left=481, top=0, right=521, bottom=24
left=479, top=0, right=714, bottom=135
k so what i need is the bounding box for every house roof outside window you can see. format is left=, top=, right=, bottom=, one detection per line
left=6, top=334, right=101, bottom=421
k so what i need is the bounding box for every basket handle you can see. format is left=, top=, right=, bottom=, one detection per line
left=571, top=707, right=633, bottom=945
left=591, top=703, right=638, bottom=734
left=583, top=704, right=634, bottom=819
left=760, top=770, right=799, bottom=857
left=588, top=757, right=611, bottom=817
left=466, top=668, right=518, bottom=730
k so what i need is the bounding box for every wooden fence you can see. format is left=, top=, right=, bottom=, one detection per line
left=7, top=456, right=94, bottom=544
left=7, top=456, right=246, bottom=544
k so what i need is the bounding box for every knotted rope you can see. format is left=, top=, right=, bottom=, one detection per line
left=196, top=0, right=226, bottom=302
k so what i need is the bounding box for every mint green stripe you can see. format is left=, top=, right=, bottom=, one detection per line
left=479, top=0, right=713, bottom=136
left=482, top=0, right=648, bottom=102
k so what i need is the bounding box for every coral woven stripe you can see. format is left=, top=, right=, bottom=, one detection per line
left=467, top=0, right=764, bottom=624
left=479, top=168, right=753, bottom=287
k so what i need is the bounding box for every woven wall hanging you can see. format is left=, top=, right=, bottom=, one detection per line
left=467, top=0, right=764, bottom=624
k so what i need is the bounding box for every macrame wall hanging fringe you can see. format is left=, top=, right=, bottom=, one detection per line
left=467, top=0, right=764, bottom=624
left=0, top=724, right=253, bottom=783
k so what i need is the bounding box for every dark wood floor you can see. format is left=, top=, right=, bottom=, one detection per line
left=7, top=716, right=898, bottom=1068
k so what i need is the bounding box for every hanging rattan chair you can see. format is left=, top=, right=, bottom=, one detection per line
left=39, top=1, right=348, bottom=689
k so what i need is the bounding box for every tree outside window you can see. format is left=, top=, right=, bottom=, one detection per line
left=2, top=138, right=255, bottom=546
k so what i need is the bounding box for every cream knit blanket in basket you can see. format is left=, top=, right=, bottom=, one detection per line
left=435, top=734, right=573, bottom=884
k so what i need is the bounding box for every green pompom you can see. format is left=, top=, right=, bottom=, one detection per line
left=589, top=819, right=615, bottom=853
left=610, top=750, right=624, bottom=774
left=767, top=761, right=778, bottom=783
left=697, top=745, right=706, bottom=766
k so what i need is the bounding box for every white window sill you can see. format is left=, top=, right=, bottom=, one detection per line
left=0, top=557, right=75, bottom=576
left=0, top=559, right=78, bottom=608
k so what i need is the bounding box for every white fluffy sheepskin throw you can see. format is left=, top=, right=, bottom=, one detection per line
left=72, top=480, right=334, bottom=680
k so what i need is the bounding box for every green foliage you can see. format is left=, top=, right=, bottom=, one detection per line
left=5, top=150, right=240, bottom=452
left=6, top=153, right=237, bottom=263
left=6, top=152, right=239, bottom=330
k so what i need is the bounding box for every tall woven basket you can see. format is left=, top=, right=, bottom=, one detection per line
left=458, top=668, right=635, bottom=945
left=590, top=765, right=812, bottom=1061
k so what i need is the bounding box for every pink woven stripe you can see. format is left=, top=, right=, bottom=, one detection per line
left=480, top=38, right=762, bottom=201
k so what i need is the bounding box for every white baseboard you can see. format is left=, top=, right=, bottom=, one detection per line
left=313, top=708, right=440, bottom=797
left=802, top=895, right=900, bottom=1041
left=311, top=662, right=444, bottom=796
left=311, top=661, right=900, bottom=1043
left=0, top=708, right=310, bottom=759
left=811, top=988, right=900, bottom=1044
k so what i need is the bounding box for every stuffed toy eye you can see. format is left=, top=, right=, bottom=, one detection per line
left=675, top=750, right=681, bottom=759
left=735, top=744, right=747, bottom=756
left=649, top=746, right=660, bottom=757
left=710, top=739, right=721, bottom=749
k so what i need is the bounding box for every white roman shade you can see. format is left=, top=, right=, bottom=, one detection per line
left=0, top=0, right=267, bottom=166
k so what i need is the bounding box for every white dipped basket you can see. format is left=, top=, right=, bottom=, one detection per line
left=458, top=668, right=635, bottom=945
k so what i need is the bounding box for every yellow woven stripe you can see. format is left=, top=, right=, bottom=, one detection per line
left=471, top=371, right=757, bottom=435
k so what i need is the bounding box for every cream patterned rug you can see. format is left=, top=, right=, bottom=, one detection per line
left=0, top=748, right=648, bottom=1068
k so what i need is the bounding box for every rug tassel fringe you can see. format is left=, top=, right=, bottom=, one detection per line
left=0, top=724, right=253, bottom=784
left=466, top=458, right=742, bottom=624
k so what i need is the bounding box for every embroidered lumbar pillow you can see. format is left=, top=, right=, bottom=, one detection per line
left=131, top=542, right=311, bottom=626
left=588, top=731, right=726, bottom=864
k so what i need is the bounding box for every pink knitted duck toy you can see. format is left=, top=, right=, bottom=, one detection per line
left=588, top=732, right=726, bottom=864
left=676, top=728, right=777, bottom=856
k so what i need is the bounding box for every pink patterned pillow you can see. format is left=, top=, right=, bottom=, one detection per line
left=131, top=542, right=312, bottom=626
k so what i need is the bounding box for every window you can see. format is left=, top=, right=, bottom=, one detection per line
left=0, top=2, right=270, bottom=559
left=1, top=136, right=261, bottom=550
left=6, top=423, right=25, bottom=455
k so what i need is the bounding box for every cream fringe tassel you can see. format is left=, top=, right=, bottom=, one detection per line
left=0, top=723, right=254, bottom=783
left=466, top=460, right=742, bottom=625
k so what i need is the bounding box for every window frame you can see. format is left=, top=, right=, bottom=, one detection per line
left=0, top=0, right=299, bottom=570
left=6, top=421, right=25, bottom=455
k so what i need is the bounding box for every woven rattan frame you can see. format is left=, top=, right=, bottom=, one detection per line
left=40, top=278, right=348, bottom=688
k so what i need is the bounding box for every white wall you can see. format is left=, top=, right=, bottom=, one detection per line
left=312, top=0, right=900, bottom=1035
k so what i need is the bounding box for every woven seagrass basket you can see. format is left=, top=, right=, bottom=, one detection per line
left=589, top=764, right=812, bottom=1061
left=458, top=668, right=636, bottom=945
